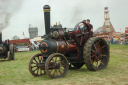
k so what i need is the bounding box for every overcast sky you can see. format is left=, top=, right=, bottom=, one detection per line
left=1, top=0, right=128, bottom=40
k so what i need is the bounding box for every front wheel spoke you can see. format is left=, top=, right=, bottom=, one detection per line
left=33, top=67, right=38, bottom=72
left=60, top=64, right=65, bottom=67
left=50, top=68, right=54, bottom=73
left=38, top=56, right=41, bottom=63
left=56, top=69, right=58, bottom=76
left=37, top=69, right=39, bottom=75
left=34, top=58, right=38, bottom=63
left=59, top=67, right=65, bottom=71
left=40, top=69, right=42, bottom=75
left=58, top=69, right=62, bottom=75
left=31, top=66, right=37, bottom=68
left=55, top=56, right=57, bottom=62
left=52, top=58, right=55, bottom=63
left=60, top=60, right=64, bottom=63
left=32, top=62, right=36, bottom=64
left=53, top=69, right=56, bottom=76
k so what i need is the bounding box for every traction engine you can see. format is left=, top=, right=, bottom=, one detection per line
left=0, top=33, right=15, bottom=61
left=29, top=5, right=110, bottom=79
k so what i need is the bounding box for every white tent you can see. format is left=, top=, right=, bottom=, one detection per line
left=30, top=37, right=43, bottom=42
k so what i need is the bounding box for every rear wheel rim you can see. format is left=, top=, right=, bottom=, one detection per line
left=91, top=39, right=107, bottom=69
left=84, top=37, right=109, bottom=71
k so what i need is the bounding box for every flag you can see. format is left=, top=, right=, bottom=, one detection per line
left=23, top=32, right=25, bottom=36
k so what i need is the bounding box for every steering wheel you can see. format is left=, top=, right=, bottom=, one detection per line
left=73, top=22, right=90, bottom=46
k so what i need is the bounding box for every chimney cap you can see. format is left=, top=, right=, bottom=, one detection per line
left=43, top=5, right=50, bottom=9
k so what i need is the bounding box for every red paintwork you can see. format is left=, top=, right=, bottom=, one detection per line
left=57, top=41, right=77, bottom=54
left=9, top=39, right=30, bottom=44
left=59, top=29, right=64, bottom=38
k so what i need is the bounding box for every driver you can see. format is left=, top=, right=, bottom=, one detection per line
left=87, top=19, right=93, bottom=36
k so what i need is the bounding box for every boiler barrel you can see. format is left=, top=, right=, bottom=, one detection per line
left=39, top=40, right=77, bottom=55
left=0, top=46, right=7, bottom=53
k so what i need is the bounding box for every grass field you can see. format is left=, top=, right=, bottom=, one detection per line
left=0, top=45, right=128, bottom=85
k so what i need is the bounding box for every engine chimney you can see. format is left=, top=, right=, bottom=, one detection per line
left=43, top=5, right=51, bottom=35
left=0, top=33, right=2, bottom=44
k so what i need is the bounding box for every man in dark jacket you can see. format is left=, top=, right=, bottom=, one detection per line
left=87, top=19, right=93, bottom=36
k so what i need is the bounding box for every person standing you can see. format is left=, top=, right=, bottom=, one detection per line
left=87, top=19, right=93, bottom=36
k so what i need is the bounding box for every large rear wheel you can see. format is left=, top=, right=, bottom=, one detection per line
left=83, top=37, right=109, bottom=71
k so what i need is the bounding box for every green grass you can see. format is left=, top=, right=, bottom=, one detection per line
left=0, top=45, right=128, bottom=85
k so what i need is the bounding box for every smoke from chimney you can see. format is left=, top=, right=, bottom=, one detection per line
left=0, top=0, right=23, bottom=32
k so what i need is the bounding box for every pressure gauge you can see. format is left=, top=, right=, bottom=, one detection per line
left=53, top=31, right=59, bottom=39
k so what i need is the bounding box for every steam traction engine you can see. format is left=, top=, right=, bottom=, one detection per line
left=0, top=33, right=15, bottom=61
left=29, top=5, right=110, bottom=78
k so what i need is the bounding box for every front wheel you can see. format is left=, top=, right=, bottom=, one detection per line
left=29, top=53, right=46, bottom=77
left=45, top=53, right=69, bottom=79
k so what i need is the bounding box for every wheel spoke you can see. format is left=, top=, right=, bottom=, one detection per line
left=32, top=62, right=36, bottom=64
left=80, top=36, right=83, bottom=46
left=101, top=54, right=107, bottom=57
left=59, top=68, right=65, bottom=71
left=53, top=69, right=56, bottom=76
left=33, top=67, right=38, bottom=72
left=91, top=49, right=96, bottom=53
left=96, top=42, right=99, bottom=51
left=96, top=61, right=98, bottom=68
left=61, top=64, right=65, bottom=67
left=76, top=34, right=82, bottom=37
left=31, top=66, right=37, bottom=68
left=78, top=27, right=82, bottom=33
left=37, top=69, right=39, bottom=75
left=101, top=45, right=105, bottom=50
left=34, top=58, right=38, bottom=63
left=49, top=66, right=55, bottom=68
left=98, top=59, right=104, bottom=65
left=91, top=55, right=95, bottom=57
left=38, top=56, right=41, bottom=63
left=40, top=69, right=42, bottom=75
left=91, top=58, right=94, bottom=63
left=52, top=58, right=55, bottom=63
left=93, top=44, right=97, bottom=51
left=56, top=69, right=58, bottom=76
left=58, top=69, right=62, bottom=75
